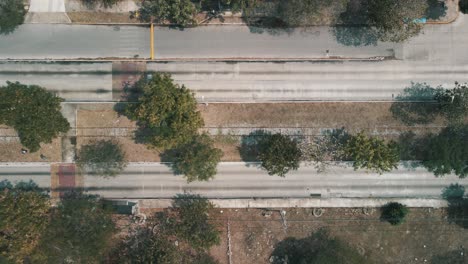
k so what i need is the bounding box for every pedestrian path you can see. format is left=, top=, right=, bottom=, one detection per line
left=25, top=0, right=71, bottom=23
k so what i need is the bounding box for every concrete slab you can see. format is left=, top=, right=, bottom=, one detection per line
left=29, top=0, right=66, bottom=12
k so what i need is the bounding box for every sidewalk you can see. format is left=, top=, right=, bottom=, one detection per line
left=25, top=0, right=71, bottom=23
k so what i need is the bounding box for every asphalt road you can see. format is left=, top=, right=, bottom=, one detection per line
left=1, top=14, right=468, bottom=61
left=1, top=61, right=467, bottom=101
left=0, top=24, right=395, bottom=60
left=1, top=163, right=467, bottom=199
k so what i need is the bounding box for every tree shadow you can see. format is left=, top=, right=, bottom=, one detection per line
left=238, top=130, right=271, bottom=164
left=397, top=131, right=428, bottom=170
left=431, top=249, right=466, bottom=264
left=270, top=229, right=368, bottom=264
left=390, top=82, right=442, bottom=125
left=427, top=0, right=447, bottom=20
left=442, top=184, right=468, bottom=229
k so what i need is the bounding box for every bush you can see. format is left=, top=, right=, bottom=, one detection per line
left=380, top=202, right=409, bottom=225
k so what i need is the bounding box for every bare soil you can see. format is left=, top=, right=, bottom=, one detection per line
left=67, top=12, right=140, bottom=23
left=200, top=102, right=445, bottom=134
left=76, top=110, right=161, bottom=162
left=204, top=207, right=468, bottom=264
left=74, top=102, right=446, bottom=162
left=0, top=124, right=62, bottom=162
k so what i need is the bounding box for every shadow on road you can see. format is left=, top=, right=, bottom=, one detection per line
left=390, top=82, right=443, bottom=125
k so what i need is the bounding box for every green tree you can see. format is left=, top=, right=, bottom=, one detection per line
left=423, top=126, right=468, bottom=178
left=257, top=133, right=302, bottom=177
left=77, top=139, right=128, bottom=177
left=172, top=194, right=220, bottom=250
left=170, top=134, right=223, bottom=182
left=434, top=83, right=468, bottom=124
left=0, top=82, right=70, bottom=152
left=125, top=73, right=204, bottom=150
left=0, top=0, right=25, bottom=35
left=344, top=132, right=400, bottom=174
left=271, top=229, right=368, bottom=264
left=380, top=202, right=409, bottom=225
left=34, top=193, right=115, bottom=263
left=367, top=0, right=428, bottom=42
left=138, top=0, right=198, bottom=27
left=0, top=181, right=49, bottom=263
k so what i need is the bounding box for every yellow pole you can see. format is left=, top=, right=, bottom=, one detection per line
left=150, top=23, right=154, bottom=60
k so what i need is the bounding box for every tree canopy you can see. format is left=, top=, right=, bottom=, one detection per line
left=270, top=229, right=368, bottom=264
left=0, top=0, right=25, bottom=35
left=344, top=132, right=400, bottom=174
left=172, top=194, right=220, bottom=250
left=257, top=133, right=302, bottom=177
left=435, top=83, right=468, bottom=124
left=423, top=126, right=468, bottom=178
left=77, top=139, right=128, bottom=177
left=0, top=81, right=70, bottom=152
left=367, top=0, right=428, bottom=42
left=380, top=202, right=409, bottom=225
left=125, top=73, right=204, bottom=150
left=34, top=193, right=115, bottom=263
left=0, top=181, right=49, bottom=263
left=170, top=134, right=223, bottom=182
left=138, top=0, right=198, bottom=27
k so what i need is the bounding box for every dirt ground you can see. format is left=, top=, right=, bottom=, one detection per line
left=74, top=102, right=446, bottom=162
left=200, top=102, right=445, bottom=133
left=201, top=207, right=468, bottom=264
left=0, top=124, right=62, bottom=162
left=76, top=109, right=162, bottom=162
left=67, top=12, right=139, bottom=23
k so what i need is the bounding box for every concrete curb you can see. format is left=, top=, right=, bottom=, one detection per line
left=136, top=198, right=449, bottom=208
left=0, top=57, right=391, bottom=62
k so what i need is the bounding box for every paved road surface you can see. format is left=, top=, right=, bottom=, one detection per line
left=0, top=14, right=468, bottom=61
left=1, top=61, right=467, bottom=101
left=0, top=24, right=395, bottom=60
left=1, top=163, right=467, bottom=200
